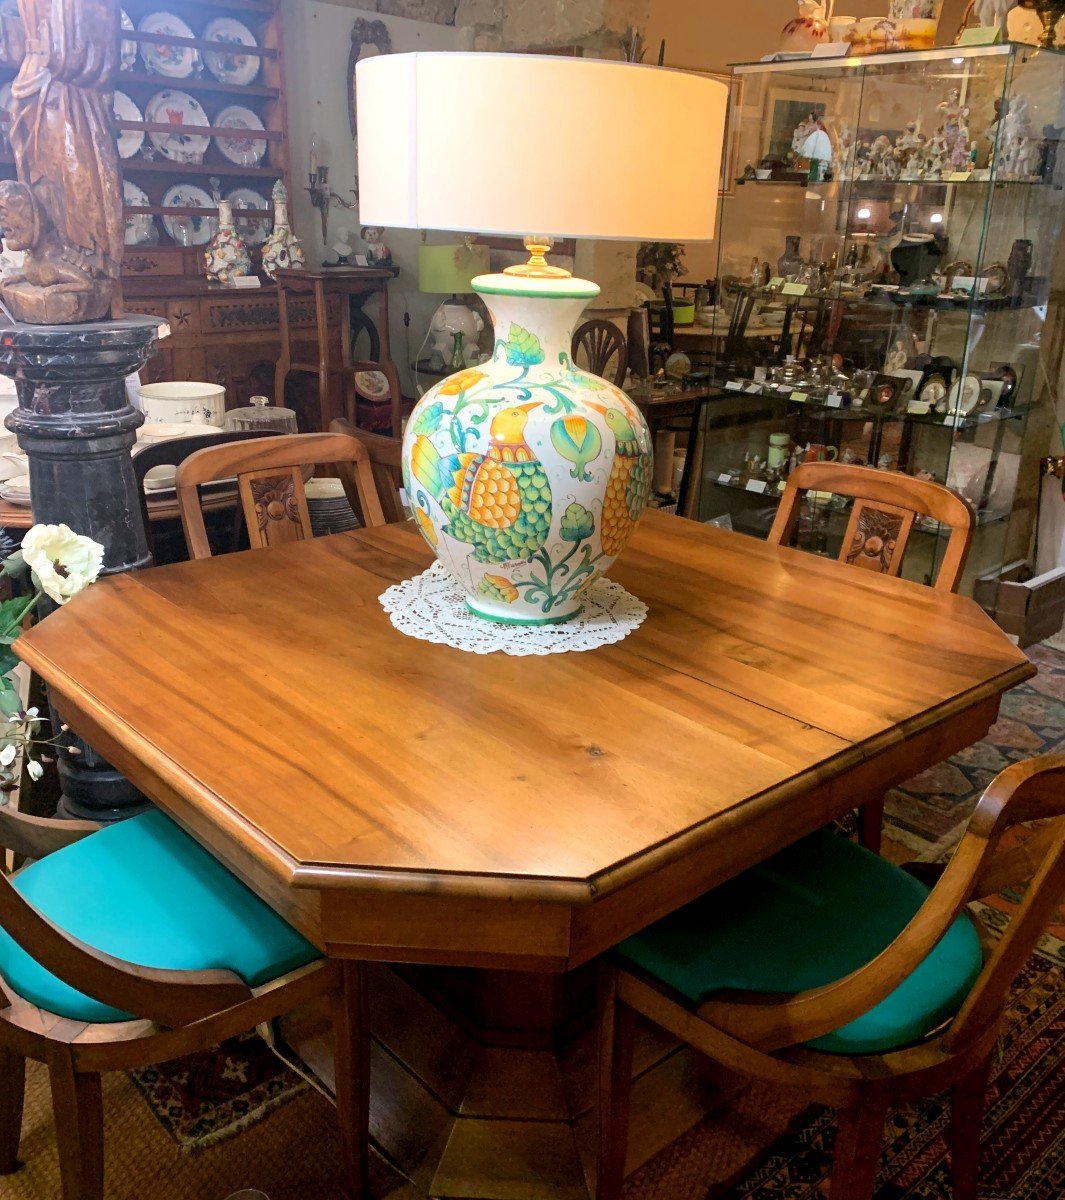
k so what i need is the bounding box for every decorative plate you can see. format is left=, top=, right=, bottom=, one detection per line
left=203, top=17, right=260, bottom=86
left=0, top=82, right=11, bottom=137
left=123, top=180, right=157, bottom=246
left=113, top=90, right=144, bottom=159
left=947, top=373, right=983, bottom=416
left=214, top=105, right=267, bottom=166
left=138, top=12, right=199, bottom=79
left=226, top=187, right=270, bottom=246
left=146, top=89, right=210, bottom=164
left=161, top=183, right=215, bottom=246
left=354, top=370, right=390, bottom=399
left=120, top=10, right=137, bottom=71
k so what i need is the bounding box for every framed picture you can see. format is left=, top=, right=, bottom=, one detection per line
left=762, top=87, right=830, bottom=163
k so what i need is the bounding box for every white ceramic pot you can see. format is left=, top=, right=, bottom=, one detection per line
left=403, top=272, right=653, bottom=625
left=138, top=381, right=226, bottom=427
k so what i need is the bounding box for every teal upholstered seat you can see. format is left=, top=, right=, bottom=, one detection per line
left=618, top=829, right=983, bottom=1056
left=0, top=809, right=320, bottom=1024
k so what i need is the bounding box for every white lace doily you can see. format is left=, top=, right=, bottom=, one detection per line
left=379, top=562, right=647, bottom=656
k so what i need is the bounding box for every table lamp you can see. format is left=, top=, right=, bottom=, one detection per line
left=418, top=240, right=491, bottom=371
left=357, top=52, right=726, bottom=624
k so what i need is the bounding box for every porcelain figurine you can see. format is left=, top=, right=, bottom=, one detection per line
left=204, top=198, right=251, bottom=285
left=403, top=269, right=652, bottom=625
left=834, top=123, right=855, bottom=181
left=360, top=225, right=392, bottom=267
left=259, top=180, right=305, bottom=279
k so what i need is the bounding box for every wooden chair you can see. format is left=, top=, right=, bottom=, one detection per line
left=768, top=461, right=974, bottom=593
left=132, top=430, right=280, bottom=563
left=330, top=418, right=406, bottom=524
left=175, top=432, right=386, bottom=560
left=596, top=754, right=1065, bottom=1200
left=0, top=808, right=369, bottom=1200
left=768, top=462, right=975, bottom=852
left=571, top=319, right=627, bottom=387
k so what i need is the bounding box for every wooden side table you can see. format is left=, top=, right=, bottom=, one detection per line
left=274, top=266, right=401, bottom=432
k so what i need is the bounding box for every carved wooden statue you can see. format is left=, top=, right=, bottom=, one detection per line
left=0, top=0, right=122, bottom=324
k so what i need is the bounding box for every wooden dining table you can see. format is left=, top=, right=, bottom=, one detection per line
left=15, top=511, right=1033, bottom=1198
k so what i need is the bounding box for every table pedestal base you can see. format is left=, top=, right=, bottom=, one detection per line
left=279, top=964, right=729, bottom=1199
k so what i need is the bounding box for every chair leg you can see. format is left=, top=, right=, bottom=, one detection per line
left=332, top=961, right=371, bottom=1200
left=950, top=1052, right=994, bottom=1200
left=828, top=1093, right=888, bottom=1200
left=595, top=964, right=636, bottom=1200
left=858, top=794, right=886, bottom=854
left=0, top=1045, right=25, bottom=1173
left=48, top=1056, right=103, bottom=1200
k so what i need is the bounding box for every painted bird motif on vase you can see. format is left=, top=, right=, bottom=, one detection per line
left=409, top=403, right=552, bottom=564
left=591, top=403, right=651, bottom=556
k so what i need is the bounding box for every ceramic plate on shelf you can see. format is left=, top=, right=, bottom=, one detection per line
left=138, top=11, right=199, bottom=78
left=123, top=180, right=157, bottom=246
left=214, top=105, right=267, bottom=167
left=120, top=9, right=137, bottom=71
left=203, top=17, right=260, bottom=86
left=0, top=474, right=31, bottom=506
left=161, top=183, right=215, bottom=246
left=947, top=373, right=984, bottom=416
left=113, top=90, right=144, bottom=159
left=145, top=89, right=210, bottom=164
left=226, top=187, right=270, bottom=245
left=0, top=82, right=11, bottom=136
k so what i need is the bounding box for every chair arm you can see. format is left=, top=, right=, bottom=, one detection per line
left=0, top=806, right=99, bottom=861
left=0, top=871, right=252, bottom=1027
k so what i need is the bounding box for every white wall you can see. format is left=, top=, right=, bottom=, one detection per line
left=281, top=0, right=461, bottom=394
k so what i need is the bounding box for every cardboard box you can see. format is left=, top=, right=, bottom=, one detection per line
left=974, top=560, right=1065, bottom=648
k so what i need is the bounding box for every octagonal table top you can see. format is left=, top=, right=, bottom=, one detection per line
left=16, top=512, right=1033, bottom=966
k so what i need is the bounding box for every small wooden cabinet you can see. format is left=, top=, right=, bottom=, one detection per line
left=122, top=271, right=344, bottom=428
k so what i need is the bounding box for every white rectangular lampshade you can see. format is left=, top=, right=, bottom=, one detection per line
left=357, top=53, right=727, bottom=243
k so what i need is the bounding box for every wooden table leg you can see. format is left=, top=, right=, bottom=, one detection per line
left=275, top=281, right=292, bottom=408
left=341, top=290, right=356, bottom=428
left=312, top=280, right=332, bottom=432
left=280, top=962, right=725, bottom=1200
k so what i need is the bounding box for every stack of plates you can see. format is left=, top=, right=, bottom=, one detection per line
left=305, top=478, right=360, bottom=537
left=0, top=474, right=31, bottom=506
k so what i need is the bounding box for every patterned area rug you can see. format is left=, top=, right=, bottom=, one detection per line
left=708, top=642, right=1065, bottom=1200
left=129, top=1031, right=306, bottom=1152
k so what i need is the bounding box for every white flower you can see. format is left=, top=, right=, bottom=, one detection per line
left=26, top=759, right=42, bottom=781
left=21, top=524, right=104, bottom=605
left=0, top=745, right=15, bottom=767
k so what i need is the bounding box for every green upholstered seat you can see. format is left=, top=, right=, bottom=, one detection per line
left=618, top=829, right=983, bottom=1056
left=0, top=809, right=320, bottom=1024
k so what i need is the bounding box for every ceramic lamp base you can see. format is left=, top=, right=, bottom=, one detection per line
left=402, top=272, right=653, bottom=624
left=465, top=596, right=582, bottom=625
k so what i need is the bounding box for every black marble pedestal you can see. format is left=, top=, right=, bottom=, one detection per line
left=0, top=316, right=160, bottom=820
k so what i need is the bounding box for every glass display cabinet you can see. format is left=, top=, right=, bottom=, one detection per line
left=688, top=43, right=1065, bottom=594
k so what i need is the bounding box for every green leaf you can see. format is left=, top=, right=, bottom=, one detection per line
left=559, top=502, right=595, bottom=543
left=501, top=323, right=545, bottom=367
left=0, top=679, right=20, bottom=714
left=0, top=550, right=25, bottom=577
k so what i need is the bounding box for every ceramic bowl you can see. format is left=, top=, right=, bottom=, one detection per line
left=138, top=381, right=226, bottom=427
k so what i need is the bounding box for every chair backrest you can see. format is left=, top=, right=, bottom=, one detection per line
left=349, top=358, right=403, bottom=438
left=175, top=432, right=385, bottom=559
left=767, top=461, right=974, bottom=593
left=133, top=430, right=280, bottom=562
left=699, top=754, right=1065, bottom=1055
left=329, top=418, right=406, bottom=524
left=571, top=319, right=627, bottom=387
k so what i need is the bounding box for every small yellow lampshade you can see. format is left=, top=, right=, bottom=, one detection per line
left=418, top=242, right=492, bottom=294
left=356, top=53, right=727, bottom=243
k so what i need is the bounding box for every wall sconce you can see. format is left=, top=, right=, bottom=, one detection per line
left=306, top=134, right=357, bottom=241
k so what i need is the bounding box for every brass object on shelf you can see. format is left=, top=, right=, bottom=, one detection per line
left=1035, top=0, right=1065, bottom=46
left=0, top=0, right=122, bottom=323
